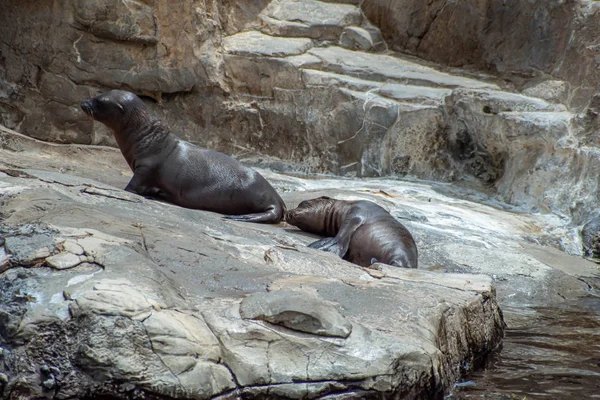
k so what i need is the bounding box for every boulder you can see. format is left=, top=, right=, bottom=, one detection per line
left=0, top=129, right=508, bottom=399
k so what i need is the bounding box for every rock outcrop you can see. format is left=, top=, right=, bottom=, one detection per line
left=3, top=0, right=600, bottom=237
left=1, top=125, right=599, bottom=399
left=0, top=128, right=507, bottom=399
left=361, top=0, right=600, bottom=110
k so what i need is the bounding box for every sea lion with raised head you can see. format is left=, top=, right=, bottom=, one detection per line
left=286, top=197, right=418, bottom=268
left=81, top=90, right=285, bottom=223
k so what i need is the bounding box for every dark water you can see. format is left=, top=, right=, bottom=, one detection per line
left=449, top=296, right=600, bottom=400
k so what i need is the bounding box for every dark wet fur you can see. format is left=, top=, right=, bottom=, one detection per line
left=81, top=90, right=286, bottom=223
left=286, top=197, right=418, bottom=268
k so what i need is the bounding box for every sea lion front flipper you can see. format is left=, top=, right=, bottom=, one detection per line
left=124, top=166, right=156, bottom=196
left=325, top=215, right=365, bottom=257
left=307, top=215, right=365, bottom=258
left=308, top=237, right=336, bottom=249
left=308, top=237, right=346, bottom=257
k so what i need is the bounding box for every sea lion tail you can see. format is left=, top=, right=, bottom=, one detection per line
left=223, top=204, right=285, bottom=224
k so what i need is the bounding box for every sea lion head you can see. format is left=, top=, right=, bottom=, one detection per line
left=81, top=90, right=148, bottom=131
left=285, top=196, right=336, bottom=233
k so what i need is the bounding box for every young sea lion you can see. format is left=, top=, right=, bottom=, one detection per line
left=81, top=90, right=285, bottom=223
left=286, top=197, right=418, bottom=268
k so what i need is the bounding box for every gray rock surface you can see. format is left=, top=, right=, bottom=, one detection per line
left=0, top=128, right=510, bottom=399
left=239, top=290, right=353, bottom=338
left=1, top=125, right=598, bottom=399
left=260, top=0, right=362, bottom=40
left=360, top=0, right=599, bottom=110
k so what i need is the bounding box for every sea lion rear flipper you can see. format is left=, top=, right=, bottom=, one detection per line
left=223, top=207, right=283, bottom=224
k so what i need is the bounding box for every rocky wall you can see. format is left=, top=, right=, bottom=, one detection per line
left=361, top=0, right=600, bottom=110
left=2, top=0, right=600, bottom=232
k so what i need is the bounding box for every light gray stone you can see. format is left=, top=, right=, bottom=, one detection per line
left=46, top=252, right=83, bottom=270
left=339, top=26, right=374, bottom=51
left=307, top=46, right=500, bottom=89
left=61, top=239, right=84, bottom=255
left=260, top=0, right=362, bottom=40
left=522, top=80, right=570, bottom=104
left=223, top=31, right=313, bottom=57
left=239, top=290, right=352, bottom=338
left=72, top=281, right=156, bottom=320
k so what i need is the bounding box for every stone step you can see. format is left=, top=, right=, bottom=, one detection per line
left=308, top=46, right=500, bottom=90
left=221, top=28, right=579, bottom=188
left=302, top=69, right=452, bottom=106
left=259, top=0, right=363, bottom=40
left=222, top=32, right=503, bottom=95
left=222, top=32, right=567, bottom=116
left=222, top=31, right=313, bottom=58
left=339, top=24, right=387, bottom=52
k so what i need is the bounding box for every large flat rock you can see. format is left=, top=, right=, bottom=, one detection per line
left=222, top=31, right=314, bottom=57
left=0, top=132, right=505, bottom=399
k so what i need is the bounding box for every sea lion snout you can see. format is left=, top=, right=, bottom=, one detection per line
left=284, top=209, right=297, bottom=223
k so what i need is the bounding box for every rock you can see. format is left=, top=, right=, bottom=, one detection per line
left=522, top=80, right=570, bottom=104
left=74, top=0, right=159, bottom=44
left=581, top=216, right=600, bottom=258
left=72, top=281, right=157, bottom=320
left=239, top=290, right=352, bottom=338
left=0, top=139, right=507, bottom=399
left=3, top=224, right=57, bottom=266
left=360, top=0, right=600, bottom=109
left=42, top=377, right=56, bottom=390
left=61, top=239, right=84, bottom=255
left=306, top=46, right=500, bottom=89
left=222, top=31, right=313, bottom=57
left=339, top=26, right=374, bottom=51
left=46, top=252, right=83, bottom=270
left=259, top=0, right=363, bottom=40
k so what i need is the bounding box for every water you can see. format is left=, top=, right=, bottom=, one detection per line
left=449, top=296, right=600, bottom=400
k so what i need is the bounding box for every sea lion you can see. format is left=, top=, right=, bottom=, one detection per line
left=286, top=197, right=418, bottom=268
left=80, top=90, right=285, bottom=223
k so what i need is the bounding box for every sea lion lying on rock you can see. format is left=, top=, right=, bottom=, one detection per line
left=286, top=197, right=418, bottom=268
left=81, top=90, right=286, bottom=223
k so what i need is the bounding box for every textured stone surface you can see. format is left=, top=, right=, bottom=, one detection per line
left=0, top=132, right=511, bottom=399
left=239, top=290, right=353, bottom=338
left=260, top=0, right=363, bottom=40
left=222, top=31, right=313, bottom=57
left=360, top=0, right=600, bottom=110
left=45, top=252, right=83, bottom=270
